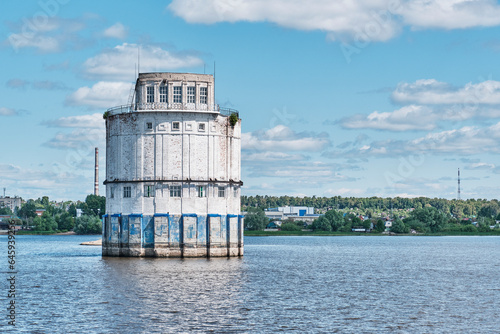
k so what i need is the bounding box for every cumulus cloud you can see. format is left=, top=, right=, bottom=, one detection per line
left=0, top=107, right=20, bottom=116
left=66, top=81, right=133, bottom=109
left=169, top=0, right=500, bottom=41
left=401, top=0, right=500, bottom=29
left=6, top=78, right=28, bottom=89
left=242, top=125, right=330, bottom=152
left=338, top=105, right=437, bottom=131
left=0, top=163, right=92, bottom=201
left=102, top=22, right=128, bottom=39
left=6, top=16, right=90, bottom=53
left=83, top=43, right=204, bottom=80
left=43, top=113, right=104, bottom=129
left=328, top=122, right=500, bottom=158
left=44, top=128, right=105, bottom=150
left=392, top=79, right=500, bottom=104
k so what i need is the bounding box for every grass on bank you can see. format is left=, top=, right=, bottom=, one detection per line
left=244, top=230, right=500, bottom=237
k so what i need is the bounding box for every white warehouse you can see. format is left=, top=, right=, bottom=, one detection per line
left=102, top=72, right=243, bottom=257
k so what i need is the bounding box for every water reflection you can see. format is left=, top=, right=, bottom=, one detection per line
left=100, top=257, right=246, bottom=332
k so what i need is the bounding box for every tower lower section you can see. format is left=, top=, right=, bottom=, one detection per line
left=102, top=213, right=244, bottom=257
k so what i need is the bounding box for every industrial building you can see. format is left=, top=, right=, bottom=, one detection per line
left=102, top=72, right=243, bottom=257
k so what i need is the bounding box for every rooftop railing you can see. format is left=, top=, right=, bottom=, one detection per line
left=106, top=103, right=239, bottom=118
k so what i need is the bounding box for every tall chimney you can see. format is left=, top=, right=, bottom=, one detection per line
left=94, top=147, right=99, bottom=196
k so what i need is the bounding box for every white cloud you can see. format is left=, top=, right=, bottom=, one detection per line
left=83, top=43, right=204, bottom=80
left=43, top=113, right=104, bottom=129
left=6, top=17, right=89, bottom=53
left=169, top=0, right=402, bottom=41
left=392, top=79, right=500, bottom=104
left=401, top=0, right=500, bottom=30
left=465, top=162, right=496, bottom=170
left=6, top=78, right=28, bottom=89
left=339, top=105, right=437, bottom=131
left=0, top=163, right=91, bottom=201
left=102, top=22, right=128, bottom=39
left=334, top=122, right=500, bottom=158
left=0, top=107, right=19, bottom=116
left=169, top=0, right=500, bottom=42
left=66, top=81, right=133, bottom=109
left=242, top=125, right=330, bottom=152
left=44, top=128, right=105, bottom=150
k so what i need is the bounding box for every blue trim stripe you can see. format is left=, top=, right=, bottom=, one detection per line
left=238, top=215, right=245, bottom=218
left=111, top=214, right=121, bottom=217
left=154, top=213, right=170, bottom=217
left=227, top=214, right=238, bottom=218
left=103, top=214, right=109, bottom=218
left=129, top=213, right=143, bottom=218
left=182, top=213, right=197, bottom=218
left=208, top=214, right=221, bottom=217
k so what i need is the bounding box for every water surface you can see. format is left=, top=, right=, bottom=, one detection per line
left=1, top=235, right=499, bottom=333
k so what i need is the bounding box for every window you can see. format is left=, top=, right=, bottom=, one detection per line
left=200, top=87, right=207, bottom=104
left=159, top=86, right=167, bottom=103
left=234, top=187, right=238, bottom=197
left=172, top=122, right=180, bottom=130
left=110, top=187, right=114, bottom=199
left=144, top=185, right=154, bottom=197
left=123, top=186, right=131, bottom=198
left=187, top=86, right=196, bottom=103
left=197, top=186, right=206, bottom=197
left=198, top=123, right=205, bottom=131
left=218, top=186, right=225, bottom=198
left=146, top=122, right=153, bottom=130
left=173, top=86, right=182, bottom=103
left=170, top=185, right=181, bottom=197
left=147, top=86, right=155, bottom=103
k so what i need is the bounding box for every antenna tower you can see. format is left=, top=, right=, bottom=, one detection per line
left=457, top=168, right=461, bottom=200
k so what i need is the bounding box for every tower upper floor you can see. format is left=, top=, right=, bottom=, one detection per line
left=106, top=72, right=229, bottom=117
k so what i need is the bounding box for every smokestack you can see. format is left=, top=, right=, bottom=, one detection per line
left=94, top=147, right=99, bottom=196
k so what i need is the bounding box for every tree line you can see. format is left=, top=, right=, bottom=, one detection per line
left=241, top=195, right=500, bottom=219
left=12, top=195, right=105, bottom=234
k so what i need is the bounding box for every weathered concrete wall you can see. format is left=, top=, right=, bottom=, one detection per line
left=103, top=72, right=242, bottom=257
left=102, top=213, right=244, bottom=257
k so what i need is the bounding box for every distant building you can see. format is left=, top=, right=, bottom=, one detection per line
left=0, top=196, right=21, bottom=213
left=265, top=206, right=320, bottom=224
left=35, top=209, right=46, bottom=217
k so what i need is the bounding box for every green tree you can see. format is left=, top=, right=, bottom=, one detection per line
left=244, top=207, right=268, bottom=230
left=56, top=212, right=75, bottom=231
left=19, top=200, right=37, bottom=219
left=84, top=195, right=106, bottom=217
left=0, top=207, right=13, bottom=215
left=375, top=219, right=385, bottom=232
left=281, top=222, right=302, bottom=231
left=391, top=218, right=409, bottom=233
left=74, top=215, right=102, bottom=234
left=312, top=216, right=331, bottom=231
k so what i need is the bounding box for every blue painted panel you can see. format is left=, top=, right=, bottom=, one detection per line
left=120, top=215, right=129, bottom=244
left=220, top=215, right=227, bottom=244
left=299, top=210, right=306, bottom=216
left=183, top=215, right=197, bottom=244
left=142, top=215, right=154, bottom=248
left=169, top=215, right=180, bottom=244
left=129, top=216, right=142, bottom=245
left=197, top=215, right=206, bottom=244
left=110, top=215, right=120, bottom=243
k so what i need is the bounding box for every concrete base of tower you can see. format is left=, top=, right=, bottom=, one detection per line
left=101, top=213, right=244, bottom=258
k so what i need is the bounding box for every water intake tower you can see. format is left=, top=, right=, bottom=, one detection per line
left=102, top=72, right=243, bottom=257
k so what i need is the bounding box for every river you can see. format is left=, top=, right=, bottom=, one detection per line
left=1, top=235, right=499, bottom=333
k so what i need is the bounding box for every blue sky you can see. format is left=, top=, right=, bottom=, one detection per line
left=2, top=0, right=500, bottom=201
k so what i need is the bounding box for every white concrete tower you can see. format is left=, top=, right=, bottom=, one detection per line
left=102, top=72, right=243, bottom=257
